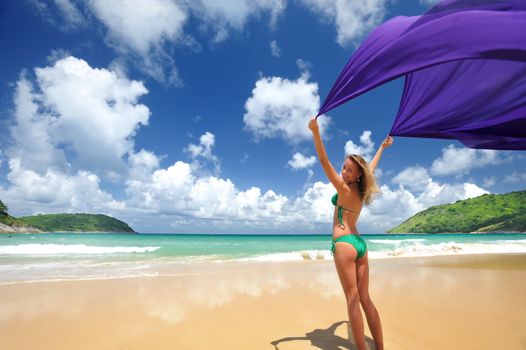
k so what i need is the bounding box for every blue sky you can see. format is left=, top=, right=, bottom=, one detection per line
left=0, top=0, right=524, bottom=234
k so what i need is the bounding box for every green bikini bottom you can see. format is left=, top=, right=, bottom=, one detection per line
left=331, top=234, right=367, bottom=259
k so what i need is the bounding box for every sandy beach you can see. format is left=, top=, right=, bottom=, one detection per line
left=1, top=253, right=525, bottom=350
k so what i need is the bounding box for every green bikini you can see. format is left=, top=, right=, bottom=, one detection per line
left=330, top=193, right=367, bottom=259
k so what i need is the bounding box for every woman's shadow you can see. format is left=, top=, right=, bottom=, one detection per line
left=270, top=320, right=375, bottom=350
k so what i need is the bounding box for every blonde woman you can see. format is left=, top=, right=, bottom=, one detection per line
left=308, top=117, right=392, bottom=350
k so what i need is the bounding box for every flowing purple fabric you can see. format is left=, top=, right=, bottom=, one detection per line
left=317, top=0, right=526, bottom=150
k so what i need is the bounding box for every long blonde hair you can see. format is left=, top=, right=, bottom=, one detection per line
left=347, top=154, right=380, bottom=206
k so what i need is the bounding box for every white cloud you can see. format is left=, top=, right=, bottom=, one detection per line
left=503, top=171, right=526, bottom=184
left=288, top=152, right=316, bottom=170
left=46, top=48, right=71, bottom=64
left=296, top=58, right=313, bottom=74
left=122, top=161, right=335, bottom=232
left=186, top=0, right=286, bottom=43
left=359, top=184, right=422, bottom=232
left=2, top=56, right=151, bottom=219
left=9, top=76, right=67, bottom=174
left=185, top=132, right=216, bottom=159
left=243, top=73, right=329, bottom=144
left=33, top=0, right=289, bottom=85
left=430, top=144, right=499, bottom=176
left=184, top=132, right=220, bottom=173
left=0, top=158, right=124, bottom=213
left=30, top=0, right=85, bottom=30
left=344, top=130, right=375, bottom=161
left=8, top=56, right=150, bottom=177
left=348, top=163, right=491, bottom=232
left=55, top=0, right=85, bottom=27
left=124, top=160, right=290, bottom=222
left=270, top=40, right=281, bottom=57
left=298, top=0, right=388, bottom=46
left=420, top=0, right=439, bottom=5
left=290, top=181, right=335, bottom=223
left=88, top=0, right=186, bottom=55
left=391, top=164, right=488, bottom=205
left=391, top=165, right=430, bottom=192
left=87, top=0, right=187, bottom=85
left=483, top=177, right=496, bottom=188
left=361, top=179, right=488, bottom=233
left=128, top=149, right=161, bottom=181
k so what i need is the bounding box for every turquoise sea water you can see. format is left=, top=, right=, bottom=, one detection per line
left=1, top=233, right=525, bottom=284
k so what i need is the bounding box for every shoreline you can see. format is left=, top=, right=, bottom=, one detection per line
left=2, top=231, right=526, bottom=234
left=1, top=253, right=525, bottom=349
left=1, top=252, right=525, bottom=286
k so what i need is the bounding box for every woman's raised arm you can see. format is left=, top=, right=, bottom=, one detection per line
left=308, top=118, right=345, bottom=190
left=369, top=135, right=393, bottom=173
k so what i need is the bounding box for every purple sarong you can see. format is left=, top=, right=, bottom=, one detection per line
left=317, top=0, right=526, bottom=150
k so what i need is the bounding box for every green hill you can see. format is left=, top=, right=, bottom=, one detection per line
left=388, top=190, right=526, bottom=234
left=0, top=213, right=41, bottom=233
left=18, top=213, right=135, bottom=233
left=0, top=199, right=41, bottom=233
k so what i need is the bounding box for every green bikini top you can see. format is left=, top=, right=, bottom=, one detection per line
left=331, top=193, right=360, bottom=228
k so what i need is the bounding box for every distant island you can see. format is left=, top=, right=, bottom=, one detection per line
left=388, top=190, right=526, bottom=234
left=0, top=199, right=135, bottom=234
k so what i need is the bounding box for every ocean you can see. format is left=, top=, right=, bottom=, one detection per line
left=1, top=233, right=525, bottom=284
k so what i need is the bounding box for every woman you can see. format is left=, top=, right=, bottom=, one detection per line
left=308, top=117, right=392, bottom=350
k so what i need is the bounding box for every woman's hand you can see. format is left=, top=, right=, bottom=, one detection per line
left=308, top=117, right=319, bottom=133
left=381, top=135, right=393, bottom=149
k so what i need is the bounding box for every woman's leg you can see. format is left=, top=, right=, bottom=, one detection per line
left=333, top=242, right=367, bottom=350
left=356, top=253, right=383, bottom=350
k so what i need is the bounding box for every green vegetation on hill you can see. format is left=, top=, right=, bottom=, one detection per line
left=0, top=199, right=41, bottom=232
left=0, top=199, right=7, bottom=214
left=0, top=212, right=32, bottom=227
left=18, top=213, right=135, bottom=233
left=388, top=190, right=526, bottom=234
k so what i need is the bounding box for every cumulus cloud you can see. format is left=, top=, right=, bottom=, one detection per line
left=128, top=149, right=161, bottom=181
left=186, top=0, right=286, bottom=43
left=270, top=40, right=281, bottom=57
left=88, top=0, right=187, bottom=85
left=0, top=158, right=124, bottom=214
left=30, top=0, right=86, bottom=30
left=185, top=132, right=216, bottom=159
left=344, top=130, right=375, bottom=161
left=124, top=160, right=290, bottom=222
left=336, top=163, right=491, bottom=232
left=391, top=165, right=430, bottom=192
left=33, top=0, right=288, bottom=85
left=483, top=177, right=496, bottom=188
left=9, top=76, right=67, bottom=173
left=1, top=56, right=151, bottom=218
left=88, top=0, right=186, bottom=55
left=46, top=48, right=72, bottom=64
left=288, top=152, right=316, bottom=170
left=420, top=0, right=440, bottom=5
left=123, top=161, right=335, bottom=232
left=298, top=0, right=388, bottom=46
left=243, top=72, right=329, bottom=144
left=296, top=58, right=313, bottom=74
left=8, top=56, right=150, bottom=177
left=503, top=171, right=526, bottom=184
left=430, top=144, right=499, bottom=176
left=55, top=0, right=85, bottom=27
left=184, top=132, right=220, bottom=173
left=391, top=164, right=488, bottom=201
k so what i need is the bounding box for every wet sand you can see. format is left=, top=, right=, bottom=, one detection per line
left=1, top=253, right=525, bottom=350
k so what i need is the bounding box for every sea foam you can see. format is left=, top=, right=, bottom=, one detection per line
left=0, top=244, right=160, bottom=255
